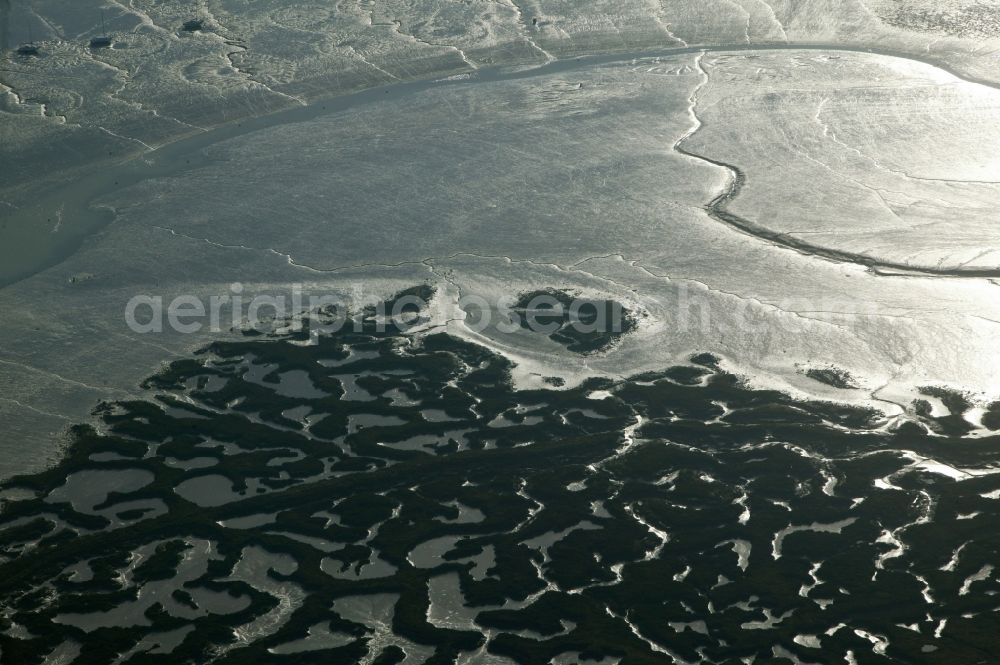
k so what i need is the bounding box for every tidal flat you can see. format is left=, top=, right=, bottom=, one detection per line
left=5, top=47, right=1000, bottom=476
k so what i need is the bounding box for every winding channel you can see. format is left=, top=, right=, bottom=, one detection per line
left=3, top=41, right=1000, bottom=288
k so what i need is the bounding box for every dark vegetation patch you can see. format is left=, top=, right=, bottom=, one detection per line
left=805, top=366, right=858, bottom=390
left=510, top=288, right=638, bottom=354
left=0, top=287, right=998, bottom=663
